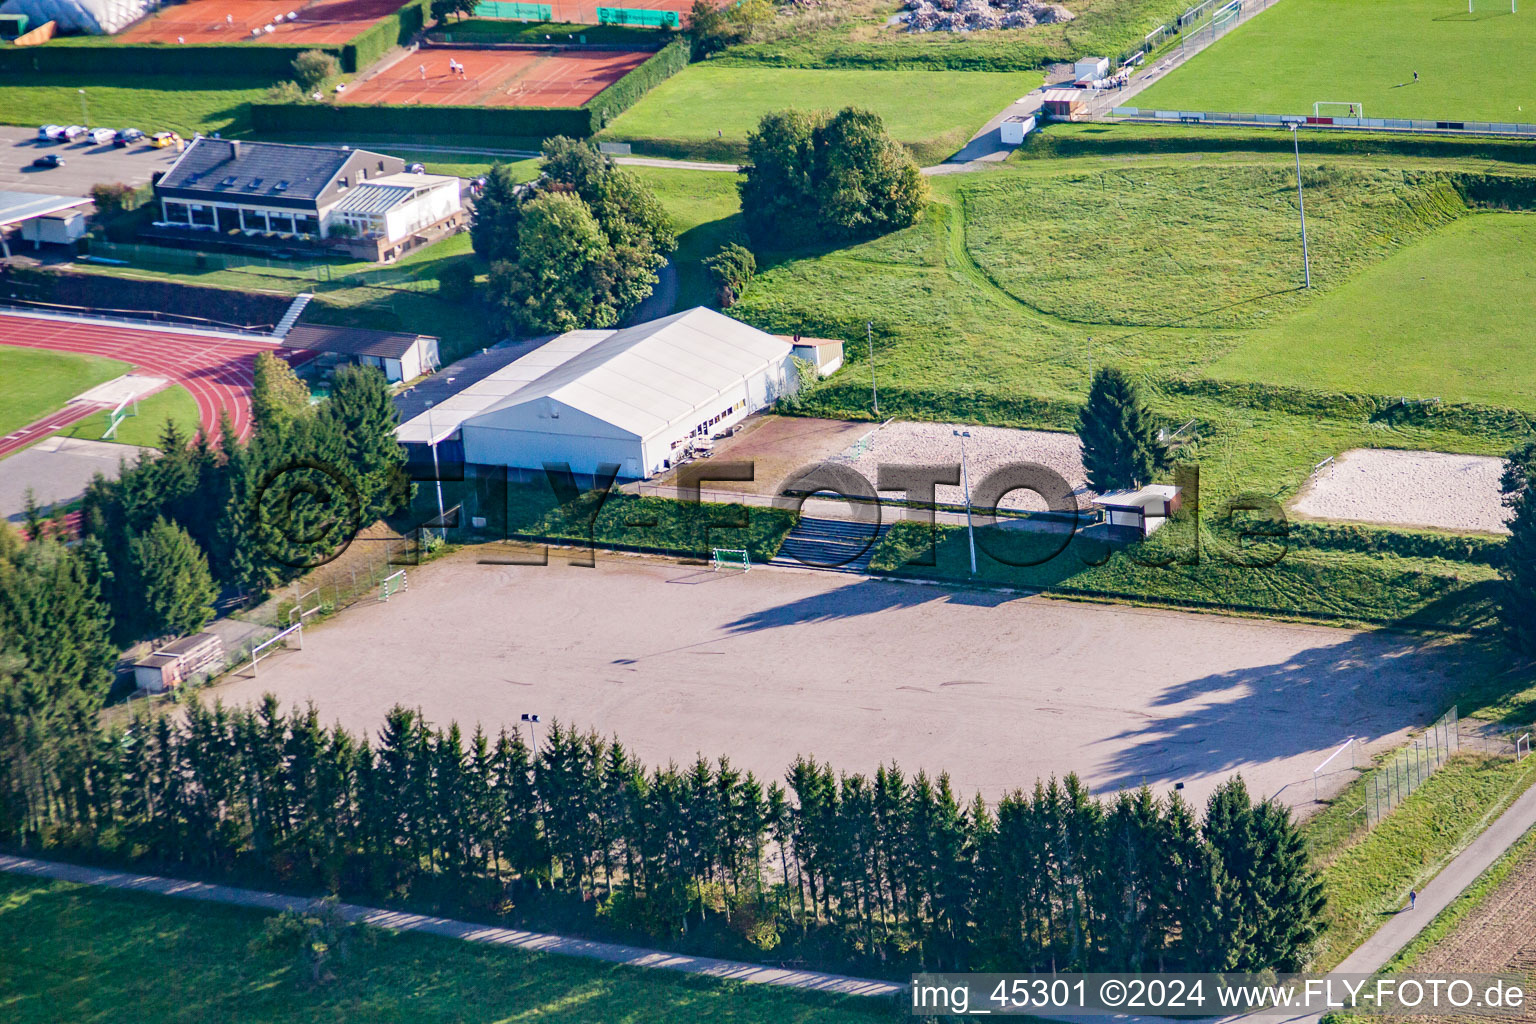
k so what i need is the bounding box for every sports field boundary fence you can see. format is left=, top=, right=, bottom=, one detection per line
left=1107, top=107, right=1536, bottom=139
left=1359, top=707, right=1460, bottom=827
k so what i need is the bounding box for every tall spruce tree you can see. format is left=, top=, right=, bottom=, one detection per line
left=324, top=364, right=409, bottom=523
left=1077, top=367, right=1171, bottom=493
left=129, top=516, right=218, bottom=639
left=1500, top=439, right=1536, bottom=654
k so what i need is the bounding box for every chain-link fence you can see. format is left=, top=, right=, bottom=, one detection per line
left=87, top=240, right=439, bottom=294
left=1362, top=706, right=1460, bottom=827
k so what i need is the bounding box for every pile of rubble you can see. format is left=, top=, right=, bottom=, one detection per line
left=902, top=0, right=1074, bottom=32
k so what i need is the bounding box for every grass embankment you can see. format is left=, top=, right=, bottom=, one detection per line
left=721, top=155, right=1536, bottom=628
left=431, top=18, right=668, bottom=45
left=1133, top=0, right=1536, bottom=122
left=404, top=479, right=798, bottom=563
left=71, top=232, right=497, bottom=364
left=716, top=0, right=1186, bottom=71
left=601, top=65, right=1041, bottom=164
left=0, top=75, right=274, bottom=137
left=0, top=872, right=898, bottom=1024
left=1300, top=752, right=1536, bottom=970
left=1212, top=213, right=1536, bottom=408
left=630, top=165, right=745, bottom=311
left=0, top=346, right=129, bottom=440
left=52, top=386, right=200, bottom=450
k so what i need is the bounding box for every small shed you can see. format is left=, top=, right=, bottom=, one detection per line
left=281, top=323, right=440, bottom=383
left=783, top=335, right=845, bottom=377
left=1000, top=115, right=1037, bottom=145
left=1074, top=56, right=1110, bottom=83
left=133, top=632, right=225, bottom=693
left=1091, top=484, right=1182, bottom=539
left=0, top=190, right=92, bottom=258
left=1041, top=89, right=1089, bottom=120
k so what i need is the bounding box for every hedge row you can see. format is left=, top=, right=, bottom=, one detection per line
left=1288, top=520, right=1506, bottom=566
left=341, top=0, right=431, bottom=73
left=0, top=265, right=291, bottom=330
left=0, top=40, right=331, bottom=79
left=585, top=37, right=687, bottom=129
left=250, top=100, right=594, bottom=139
left=1161, top=378, right=1536, bottom=439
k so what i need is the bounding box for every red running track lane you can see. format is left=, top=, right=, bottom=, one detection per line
left=0, top=314, right=295, bottom=445
left=0, top=403, right=104, bottom=459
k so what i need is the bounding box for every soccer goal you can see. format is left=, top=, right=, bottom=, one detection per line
left=380, top=568, right=408, bottom=601
left=1314, top=101, right=1364, bottom=118
left=711, top=548, right=750, bottom=573
left=1469, top=0, right=1516, bottom=13
left=249, top=622, right=303, bottom=677
left=101, top=395, right=138, bottom=440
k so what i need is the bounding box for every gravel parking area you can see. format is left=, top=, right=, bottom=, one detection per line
left=1292, top=448, right=1510, bottom=535
left=211, top=551, right=1485, bottom=812
left=836, top=421, right=1090, bottom=510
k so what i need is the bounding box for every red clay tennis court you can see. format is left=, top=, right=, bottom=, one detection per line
left=118, top=0, right=408, bottom=45
left=342, top=47, right=651, bottom=107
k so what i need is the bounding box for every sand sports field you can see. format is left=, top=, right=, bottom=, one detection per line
left=1293, top=448, right=1510, bottom=535
left=119, top=0, right=407, bottom=45
left=214, top=551, right=1486, bottom=812
left=342, top=47, right=651, bottom=108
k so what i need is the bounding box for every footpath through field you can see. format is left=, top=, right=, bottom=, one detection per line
left=0, top=854, right=902, bottom=999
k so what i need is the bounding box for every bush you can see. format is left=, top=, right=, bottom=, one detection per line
left=89, top=183, right=140, bottom=222
left=740, top=107, right=927, bottom=248
left=292, top=50, right=341, bottom=89
left=250, top=899, right=370, bottom=988
left=0, top=41, right=332, bottom=79
left=703, top=241, right=756, bottom=307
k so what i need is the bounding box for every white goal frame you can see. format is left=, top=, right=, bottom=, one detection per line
left=711, top=548, right=750, bottom=572
left=1468, top=0, right=1516, bottom=13
left=1314, top=101, right=1364, bottom=117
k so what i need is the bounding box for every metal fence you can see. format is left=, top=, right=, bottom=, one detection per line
left=86, top=240, right=439, bottom=294
left=1108, top=106, right=1536, bottom=139
left=1362, top=707, right=1459, bottom=827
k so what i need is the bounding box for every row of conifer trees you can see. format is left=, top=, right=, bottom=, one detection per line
left=3, top=694, right=1324, bottom=974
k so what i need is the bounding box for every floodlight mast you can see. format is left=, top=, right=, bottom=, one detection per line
left=1290, top=124, right=1312, bottom=289
left=954, top=429, right=978, bottom=576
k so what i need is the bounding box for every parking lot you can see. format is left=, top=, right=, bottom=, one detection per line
left=0, top=125, right=181, bottom=198
left=214, top=550, right=1490, bottom=813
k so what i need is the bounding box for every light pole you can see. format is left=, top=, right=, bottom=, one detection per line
left=78, top=89, right=88, bottom=124
left=520, top=713, right=541, bottom=751
left=1087, top=335, right=1093, bottom=386
left=953, top=429, right=977, bottom=576
left=424, top=399, right=445, bottom=527
left=867, top=321, right=878, bottom=416
left=1290, top=124, right=1312, bottom=289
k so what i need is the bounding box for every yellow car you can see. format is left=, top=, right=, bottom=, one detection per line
left=150, top=131, right=183, bottom=150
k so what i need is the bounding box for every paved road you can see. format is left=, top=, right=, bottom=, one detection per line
left=0, top=853, right=903, bottom=999
left=1334, top=772, right=1536, bottom=975
left=0, top=125, right=180, bottom=197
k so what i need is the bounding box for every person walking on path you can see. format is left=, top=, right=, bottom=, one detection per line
left=1409, top=889, right=1417, bottom=911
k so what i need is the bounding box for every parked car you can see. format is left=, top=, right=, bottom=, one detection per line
left=62, top=125, right=87, bottom=140
left=408, top=162, right=426, bottom=174
left=150, top=131, right=182, bottom=149
left=90, top=127, right=117, bottom=146
left=31, top=154, right=64, bottom=169
left=113, top=128, right=144, bottom=147
left=37, top=124, right=62, bottom=141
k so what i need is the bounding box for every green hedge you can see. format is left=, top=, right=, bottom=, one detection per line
left=1288, top=520, right=1506, bottom=566
left=1162, top=378, right=1536, bottom=439
left=583, top=36, right=687, bottom=128
left=250, top=100, right=594, bottom=139
left=0, top=41, right=332, bottom=79
left=341, top=0, right=430, bottom=73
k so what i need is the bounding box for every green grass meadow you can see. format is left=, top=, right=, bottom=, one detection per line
left=1135, top=0, right=1536, bottom=121
left=1213, top=212, right=1536, bottom=408
left=0, top=75, right=275, bottom=138
left=0, top=345, right=129, bottom=441
left=0, top=872, right=899, bottom=1024
left=601, top=65, right=1042, bottom=164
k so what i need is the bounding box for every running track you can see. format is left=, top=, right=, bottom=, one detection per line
left=0, top=314, right=293, bottom=446
left=0, top=404, right=103, bottom=460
